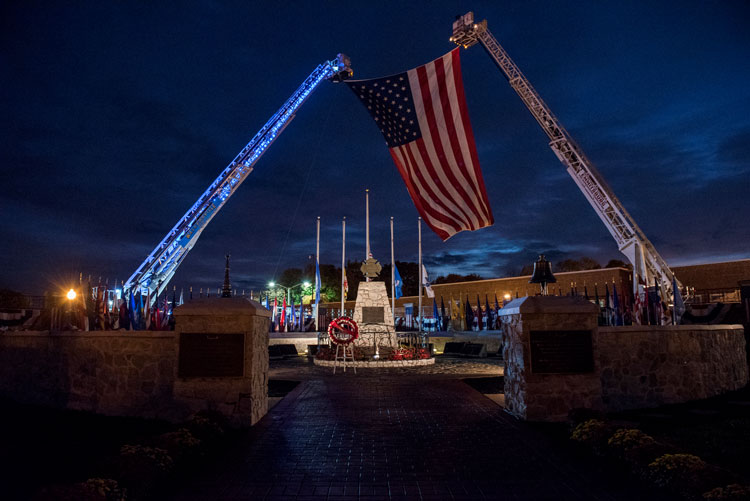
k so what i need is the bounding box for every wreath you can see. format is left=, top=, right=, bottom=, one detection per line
left=328, top=316, right=359, bottom=345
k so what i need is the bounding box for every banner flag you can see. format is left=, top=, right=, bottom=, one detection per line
left=315, top=259, right=321, bottom=306
left=673, top=277, right=686, bottom=325
left=393, top=265, right=404, bottom=299
left=421, top=264, right=435, bottom=298
left=346, top=49, right=493, bottom=240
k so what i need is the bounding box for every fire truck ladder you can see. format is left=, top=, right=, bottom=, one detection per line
left=450, top=12, right=679, bottom=296
left=124, top=54, right=353, bottom=302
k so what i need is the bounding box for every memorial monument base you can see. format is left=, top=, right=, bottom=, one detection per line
left=352, top=282, right=397, bottom=352
left=499, top=295, right=603, bottom=422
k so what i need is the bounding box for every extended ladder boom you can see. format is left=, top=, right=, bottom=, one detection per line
left=125, top=54, right=352, bottom=301
left=451, top=13, right=678, bottom=295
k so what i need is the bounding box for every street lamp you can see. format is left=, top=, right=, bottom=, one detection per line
left=268, top=280, right=313, bottom=329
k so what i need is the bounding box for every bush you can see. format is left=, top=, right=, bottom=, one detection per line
left=570, top=419, right=610, bottom=449
left=116, top=444, right=173, bottom=496
left=34, top=478, right=126, bottom=501
left=185, top=411, right=226, bottom=443
left=703, top=484, right=750, bottom=500
left=155, top=428, right=202, bottom=463
left=646, top=453, right=734, bottom=498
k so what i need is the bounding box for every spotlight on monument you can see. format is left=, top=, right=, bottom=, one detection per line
left=529, top=254, right=556, bottom=296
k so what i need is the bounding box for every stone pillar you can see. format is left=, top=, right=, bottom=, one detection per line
left=173, top=297, right=270, bottom=427
left=352, top=282, right=397, bottom=351
left=498, top=296, right=602, bottom=422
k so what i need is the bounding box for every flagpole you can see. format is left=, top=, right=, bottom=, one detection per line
left=418, top=217, right=422, bottom=336
left=341, top=217, right=346, bottom=316
left=315, top=216, right=320, bottom=332
left=365, top=188, right=370, bottom=282
left=390, top=216, right=395, bottom=326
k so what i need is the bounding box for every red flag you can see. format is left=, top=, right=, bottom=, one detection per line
left=272, top=297, right=278, bottom=332
left=281, top=297, right=287, bottom=333
left=347, top=49, right=493, bottom=240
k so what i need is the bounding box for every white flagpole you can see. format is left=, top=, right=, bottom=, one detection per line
left=390, top=216, right=395, bottom=326
left=365, top=188, right=370, bottom=282
left=341, top=217, right=346, bottom=316
left=315, top=216, right=320, bottom=332
left=418, top=217, right=422, bottom=335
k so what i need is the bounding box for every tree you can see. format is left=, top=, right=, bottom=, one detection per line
left=605, top=259, right=631, bottom=270
left=555, top=257, right=601, bottom=272
left=434, top=273, right=484, bottom=284
left=0, top=288, right=29, bottom=308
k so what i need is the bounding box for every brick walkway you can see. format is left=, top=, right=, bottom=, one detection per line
left=170, top=359, right=669, bottom=500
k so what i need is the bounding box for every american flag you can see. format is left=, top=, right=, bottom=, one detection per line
left=347, top=49, right=493, bottom=240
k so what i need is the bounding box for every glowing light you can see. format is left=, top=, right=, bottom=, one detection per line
left=303, top=281, right=311, bottom=288
left=67, top=289, right=77, bottom=300
left=268, top=281, right=276, bottom=287
left=503, top=293, right=511, bottom=301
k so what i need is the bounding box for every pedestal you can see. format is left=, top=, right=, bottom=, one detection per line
left=173, top=297, right=270, bottom=427
left=498, top=296, right=603, bottom=422
left=352, top=282, right=397, bottom=351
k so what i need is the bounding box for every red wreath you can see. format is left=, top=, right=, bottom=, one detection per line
left=328, top=316, right=359, bottom=345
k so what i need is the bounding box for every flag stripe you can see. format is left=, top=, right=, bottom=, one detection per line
left=389, top=148, right=453, bottom=240
left=393, top=143, right=465, bottom=235
left=431, top=55, right=490, bottom=223
left=451, top=49, right=493, bottom=222
left=411, top=67, right=482, bottom=231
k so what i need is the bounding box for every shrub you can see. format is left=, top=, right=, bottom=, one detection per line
left=703, top=484, right=750, bottom=500
left=81, top=478, right=127, bottom=501
left=570, top=419, right=610, bottom=449
left=155, top=428, right=202, bottom=463
left=648, top=453, right=727, bottom=497
left=185, top=412, right=226, bottom=443
left=34, top=478, right=126, bottom=501
left=115, top=445, right=173, bottom=497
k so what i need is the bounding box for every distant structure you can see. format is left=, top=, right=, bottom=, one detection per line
left=221, top=254, right=232, bottom=298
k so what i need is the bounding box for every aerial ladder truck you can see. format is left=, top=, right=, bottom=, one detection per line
left=450, top=12, right=680, bottom=299
left=124, top=54, right=352, bottom=303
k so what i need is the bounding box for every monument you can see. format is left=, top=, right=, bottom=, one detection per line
left=352, top=255, right=397, bottom=353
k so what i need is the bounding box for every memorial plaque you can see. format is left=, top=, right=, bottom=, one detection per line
left=178, top=333, right=244, bottom=378
left=529, top=330, right=594, bottom=374
left=362, top=306, right=384, bottom=323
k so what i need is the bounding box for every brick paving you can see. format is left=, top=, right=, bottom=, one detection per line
left=170, top=358, right=669, bottom=500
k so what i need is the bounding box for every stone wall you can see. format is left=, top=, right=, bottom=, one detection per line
left=0, top=331, right=181, bottom=420
left=596, top=325, right=748, bottom=412
left=0, top=298, right=271, bottom=426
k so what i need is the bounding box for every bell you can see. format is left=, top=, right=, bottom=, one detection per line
left=529, top=254, right=557, bottom=295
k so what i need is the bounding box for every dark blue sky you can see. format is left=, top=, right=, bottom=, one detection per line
left=2, top=1, right=749, bottom=295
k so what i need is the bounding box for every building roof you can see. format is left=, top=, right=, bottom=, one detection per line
left=673, top=259, right=750, bottom=291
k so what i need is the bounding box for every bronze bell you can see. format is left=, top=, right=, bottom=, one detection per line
left=529, top=254, right=557, bottom=295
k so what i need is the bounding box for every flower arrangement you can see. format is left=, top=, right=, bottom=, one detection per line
left=648, top=453, right=709, bottom=495
left=119, top=445, right=174, bottom=473
left=82, top=478, right=127, bottom=501
left=388, top=347, right=431, bottom=360
left=156, top=428, right=202, bottom=463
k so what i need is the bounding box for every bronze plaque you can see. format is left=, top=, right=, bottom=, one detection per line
left=178, top=333, right=244, bottom=378
left=529, top=330, right=594, bottom=374
left=362, top=306, right=384, bottom=323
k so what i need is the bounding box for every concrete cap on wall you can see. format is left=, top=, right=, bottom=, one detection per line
left=498, top=295, right=599, bottom=316
left=173, top=297, right=271, bottom=318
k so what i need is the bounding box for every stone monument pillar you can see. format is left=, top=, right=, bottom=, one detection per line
left=498, top=295, right=603, bottom=422
left=173, top=297, right=270, bottom=427
left=352, top=281, right=397, bottom=351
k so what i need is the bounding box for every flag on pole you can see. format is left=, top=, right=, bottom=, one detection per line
left=485, top=295, right=492, bottom=331
left=315, top=259, right=321, bottom=306
left=613, top=283, right=622, bottom=326
left=432, top=297, right=439, bottom=327
left=440, top=296, right=446, bottom=331
left=476, top=295, right=483, bottom=331
left=393, top=265, right=403, bottom=299
left=464, top=296, right=473, bottom=331
left=346, top=49, right=493, bottom=241
left=421, top=265, right=435, bottom=298
left=673, top=276, right=685, bottom=325
left=281, top=296, right=287, bottom=332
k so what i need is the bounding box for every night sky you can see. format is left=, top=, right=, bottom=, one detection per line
left=2, top=1, right=749, bottom=296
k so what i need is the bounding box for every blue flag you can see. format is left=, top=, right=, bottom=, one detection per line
left=393, top=265, right=403, bottom=299
left=128, top=290, right=138, bottom=331
left=315, top=259, right=321, bottom=305
left=265, top=294, right=270, bottom=310
left=613, top=283, right=622, bottom=326
left=432, top=297, right=439, bottom=327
